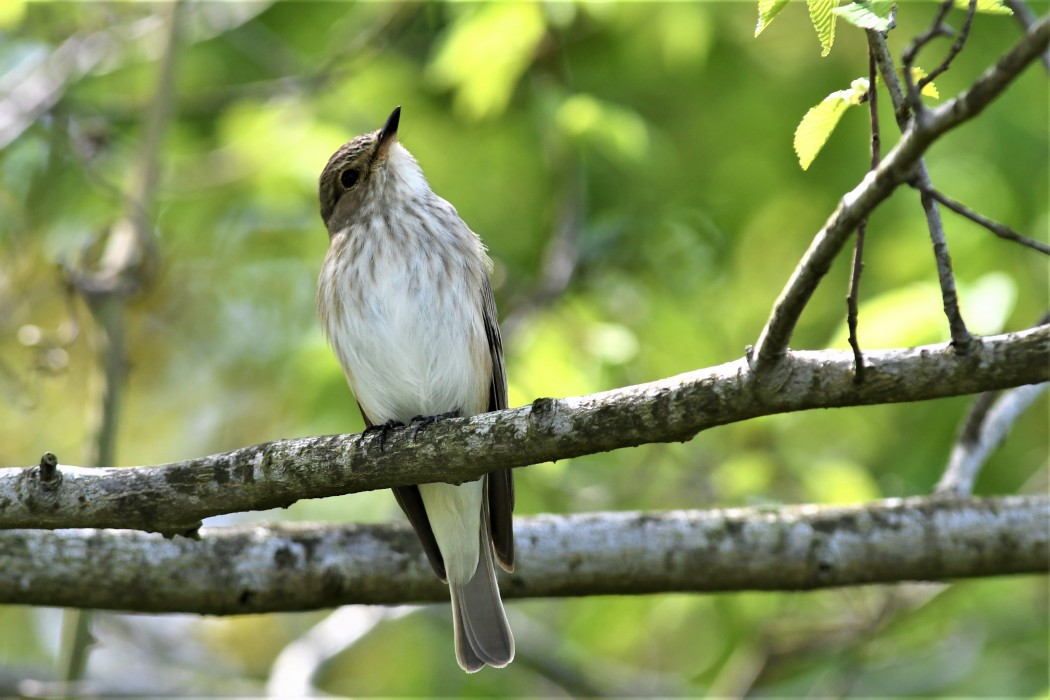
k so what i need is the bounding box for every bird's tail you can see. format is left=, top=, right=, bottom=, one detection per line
left=450, top=524, right=514, bottom=672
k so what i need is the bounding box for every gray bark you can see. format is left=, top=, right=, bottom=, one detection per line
left=1, top=495, right=1043, bottom=613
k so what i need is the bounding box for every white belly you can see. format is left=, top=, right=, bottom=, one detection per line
left=321, top=240, right=490, bottom=425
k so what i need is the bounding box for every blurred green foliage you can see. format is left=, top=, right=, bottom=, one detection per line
left=0, top=1, right=1046, bottom=695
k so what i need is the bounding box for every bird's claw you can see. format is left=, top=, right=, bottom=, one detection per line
left=363, top=419, right=404, bottom=453
left=409, top=411, right=460, bottom=439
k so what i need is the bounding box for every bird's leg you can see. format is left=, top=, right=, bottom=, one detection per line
left=409, top=411, right=460, bottom=439
left=363, top=419, right=404, bottom=453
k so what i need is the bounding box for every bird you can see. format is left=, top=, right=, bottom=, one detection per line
left=316, top=106, right=514, bottom=672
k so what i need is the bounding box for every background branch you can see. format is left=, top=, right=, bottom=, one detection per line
left=57, top=2, right=181, bottom=685
left=936, top=382, right=1050, bottom=496
left=3, top=326, right=1046, bottom=534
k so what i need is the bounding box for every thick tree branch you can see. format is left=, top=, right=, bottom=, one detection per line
left=0, top=496, right=1044, bottom=613
left=2, top=326, right=1047, bottom=534
left=753, top=15, right=1049, bottom=367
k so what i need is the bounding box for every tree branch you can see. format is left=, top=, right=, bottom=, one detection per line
left=936, top=382, right=1050, bottom=496
left=1004, top=0, right=1050, bottom=71
left=2, top=326, right=1047, bottom=534
left=1, top=496, right=1044, bottom=613
left=915, top=184, right=1050, bottom=254
left=904, top=0, right=978, bottom=108
left=753, top=14, right=1049, bottom=367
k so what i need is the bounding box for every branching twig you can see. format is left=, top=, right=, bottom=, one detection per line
left=915, top=185, right=1050, bottom=254
left=901, top=1, right=956, bottom=115
left=0, top=496, right=1044, bottom=613
left=917, top=183, right=974, bottom=352
left=59, top=2, right=181, bottom=685
left=752, top=15, right=1048, bottom=367
left=897, top=2, right=980, bottom=354
left=846, top=46, right=884, bottom=383
left=921, top=0, right=979, bottom=96
left=2, top=326, right=1047, bottom=534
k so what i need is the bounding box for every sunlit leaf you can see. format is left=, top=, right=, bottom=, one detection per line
left=910, top=66, right=941, bottom=98
left=953, top=0, right=1013, bottom=14
left=832, top=0, right=895, bottom=31
left=807, top=0, right=837, bottom=56
left=755, top=0, right=791, bottom=36
left=0, top=0, right=25, bottom=28
left=794, top=79, right=868, bottom=170
left=428, top=2, right=546, bottom=120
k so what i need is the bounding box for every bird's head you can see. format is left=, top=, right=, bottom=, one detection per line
left=319, top=106, right=426, bottom=232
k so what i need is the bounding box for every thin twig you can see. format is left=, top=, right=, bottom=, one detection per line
left=752, top=17, right=1049, bottom=367
left=901, top=0, right=958, bottom=117
left=846, top=46, right=884, bottom=383
left=903, top=0, right=978, bottom=353
left=917, top=187, right=974, bottom=352
left=871, top=26, right=978, bottom=355
left=916, top=185, right=1050, bottom=254
left=919, top=0, right=979, bottom=92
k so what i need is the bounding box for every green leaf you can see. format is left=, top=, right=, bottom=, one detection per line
left=807, top=0, right=837, bottom=56
left=832, top=1, right=895, bottom=31
left=794, top=79, right=869, bottom=170
left=953, top=0, right=1013, bottom=14
left=755, top=0, right=792, bottom=36
left=428, top=2, right=546, bottom=120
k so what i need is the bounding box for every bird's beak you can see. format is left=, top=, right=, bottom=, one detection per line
left=377, top=106, right=401, bottom=157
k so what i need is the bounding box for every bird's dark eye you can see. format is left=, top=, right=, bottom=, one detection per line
left=340, top=168, right=360, bottom=189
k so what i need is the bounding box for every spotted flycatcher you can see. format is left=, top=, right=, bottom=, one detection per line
left=316, top=107, right=514, bottom=672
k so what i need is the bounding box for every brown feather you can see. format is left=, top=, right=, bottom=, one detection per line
left=481, top=276, right=514, bottom=571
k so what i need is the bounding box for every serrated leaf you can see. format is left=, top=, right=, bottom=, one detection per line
left=953, top=0, right=1013, bottom=14
left=832, top=1, right=895, bottom=31
left=909, top=67, right=941, bottom=99
left=756, top=0, right=792, bottom=36
left=807, top=0, right=837, bottom=56
left=794, top=88, right=857, bottom=170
